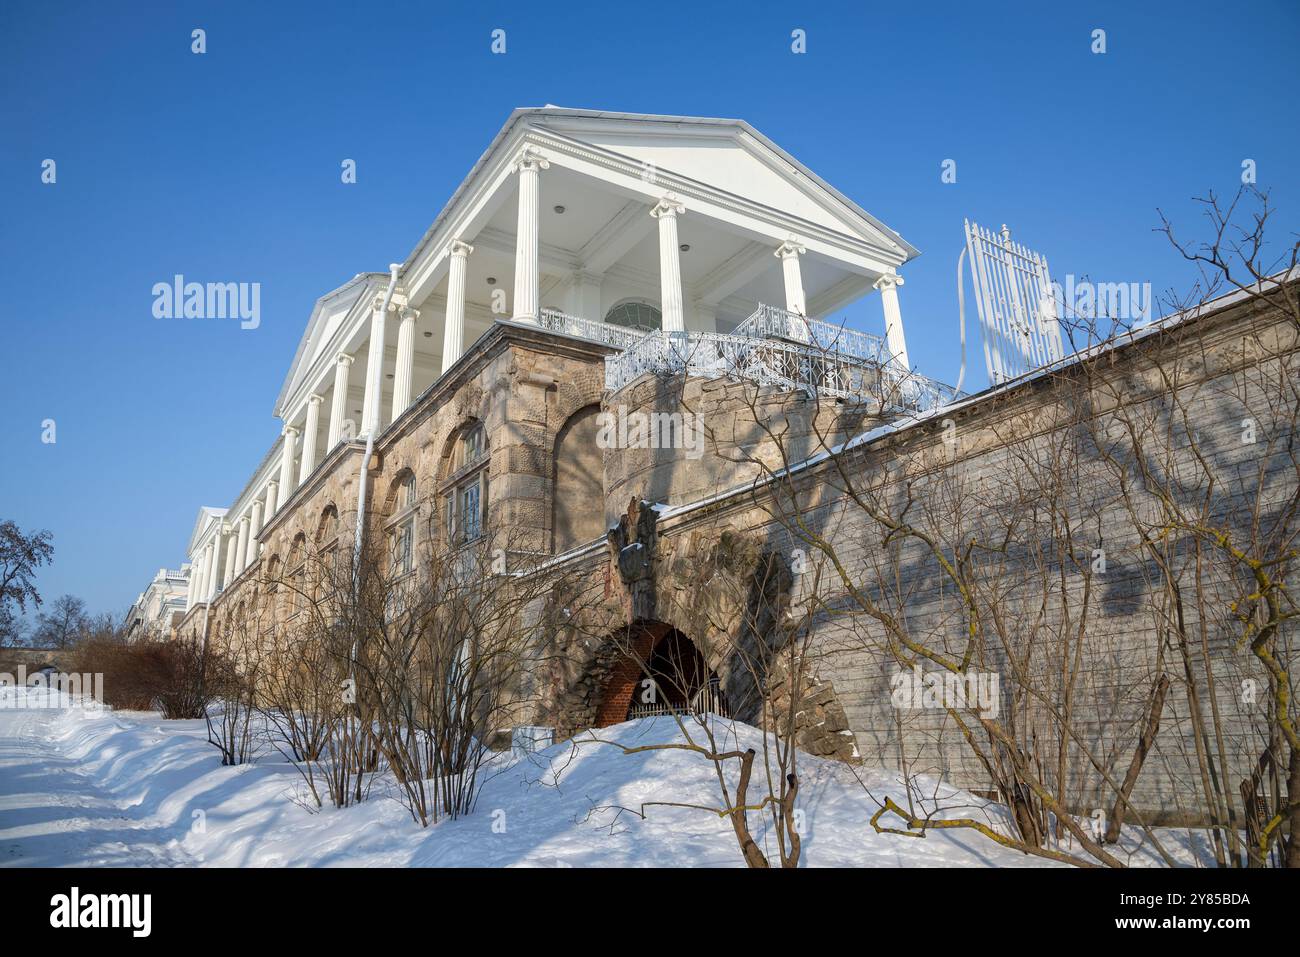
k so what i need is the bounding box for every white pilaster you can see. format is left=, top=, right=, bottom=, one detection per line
left=776, top=237, right=810, bottom=343
left=692, top=301, right=719, bottom=333
left=264, top=480, right=279, bottom=521
left=442, top=240, right=473, bottom=373
left=874, top=274, right=910, bottom=371
left=571, top=270, right=602, bottom=322
left=391, top=306, right=419, bottom=419
left=361, top=295, right=392, bottom=435
left=511, top=146, right=549, bottom=324
left=245, top=500, right=263, bottom=569
left=299, top=395, right=323, bottom=484
left=651, top=195, right=686, bottom=333
left=278, top=427, right=299, bottom=503
left=327, top=353, right=354, bottom=448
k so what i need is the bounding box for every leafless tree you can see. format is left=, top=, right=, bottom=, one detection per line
left=739, top=186, right=1300, bottom=868
left=32, top=594, right=87, bottom=649
left=0, top=521, right=53, bottom=644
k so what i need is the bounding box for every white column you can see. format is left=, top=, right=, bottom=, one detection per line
left=441, top=240, right=473, bottom=373
left=651, top=195, right=686, bottom=333
left=299, top=395, right=322, bottom=484
left=391, top=307, right=419, bottom=419
left=202, top=540, right=217, bottom=600
left=223, top=531, right=240, bottom=588
left=361, top=295, right=392, bottom=435
left=245, top=500, right=263, bottom=568
left=511, top=146, right=549, bottom=324
left=265, top=480, right=279, bottom=520
left=278, top=427, right=299, bottom=503
left=776, top=237, right=810, bottom=343
left=235, top=516, right=250, bottom=576
left=874, top=274, right=910, bottom=371
left=186, top=559, right=199, bottom=609
left=198, top=542, right=209, bottom=600
left=328, top=353, right=354, bottom=448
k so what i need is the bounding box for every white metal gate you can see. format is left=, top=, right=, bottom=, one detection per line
left=963, top=220, right=1064, bottom=385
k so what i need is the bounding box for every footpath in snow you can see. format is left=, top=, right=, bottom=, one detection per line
left=0, top=686, right=1208, bottom=868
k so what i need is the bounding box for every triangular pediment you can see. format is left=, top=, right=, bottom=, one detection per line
left=525, top=108, right=916, bottom=258
left=274, top=273, right=383, bottom=419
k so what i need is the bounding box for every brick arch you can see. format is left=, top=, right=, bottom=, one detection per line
left=594, top=620, right=706, bottom=727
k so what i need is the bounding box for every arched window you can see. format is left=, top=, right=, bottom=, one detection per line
left=316, top=504, right=341, bottom=587
left=443, top=422, right=490, bottom=546
left=386, top=470, right=419, bottom=578
left=315, top=504, right=340, bottom=545
left=287, top=534, right=307, bottom=617
left=604, top=300, right=662, bottom=332
left=263, top=556, right=282, bottom=621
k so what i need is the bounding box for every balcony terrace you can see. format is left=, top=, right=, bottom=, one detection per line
left=540, top=302, right=961, bottom=415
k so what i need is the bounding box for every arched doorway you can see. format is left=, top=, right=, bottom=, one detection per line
left=594, top=623, right=728, bottom=726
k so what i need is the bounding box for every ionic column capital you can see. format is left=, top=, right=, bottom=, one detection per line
left=372, top=295, right=398, bottom=313
left=399, top=305, right=420, bottom=323
left=282, top=425, right=300, bottom=439
left=874, top=273, right=905, bottom=292
left=307, top=394, right=323, bottom=407
left=448, top=238, right=474, bottom=259
left=512, top=145, right=550, bottom=174
left=336, top=352, right=354, bottom=367
left=650, top=194, right=685, bottom=219
left=775, top=236, right=807, bottom=260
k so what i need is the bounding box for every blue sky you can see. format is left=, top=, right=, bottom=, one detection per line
left=1, top=0, right=1297, bottom=620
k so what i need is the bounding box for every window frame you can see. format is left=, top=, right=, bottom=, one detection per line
left=441, top=424, right=490, bottom=547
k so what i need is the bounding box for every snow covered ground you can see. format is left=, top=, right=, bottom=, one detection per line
left=0, top=686, right=1213, bottom=868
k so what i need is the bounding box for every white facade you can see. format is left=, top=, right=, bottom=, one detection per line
left=177, top=108, right=920, bottom=599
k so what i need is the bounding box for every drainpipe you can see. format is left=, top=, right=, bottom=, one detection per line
left=350, top=264, right=402, bottom=661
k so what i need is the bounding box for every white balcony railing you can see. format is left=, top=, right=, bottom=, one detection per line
left=603, top=304, right=961, bottom=414
left=604, top=328, right=881, bottom=401
left=538, top=308, right=646, bottom=351
left=733, top=303, right=892, bottom=365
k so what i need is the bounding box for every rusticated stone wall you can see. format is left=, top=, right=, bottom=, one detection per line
left=190, top=288, right=1300, bottom=822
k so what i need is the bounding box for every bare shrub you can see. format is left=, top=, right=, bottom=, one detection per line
left=68, top=636, right=214, bottom=718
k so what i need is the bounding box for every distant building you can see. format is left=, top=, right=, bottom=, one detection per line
left=124, top=566, right=191, bottom=642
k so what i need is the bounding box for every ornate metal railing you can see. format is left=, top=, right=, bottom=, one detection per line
left=604, top=307, right=961, bottom=414
left=604, top=329, right=879, bottom=401
left=538, top=308, right=646, bottom=351
left=627, top=677, right=730, bottom=721
left=733, top=303, right=892, bottom=365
